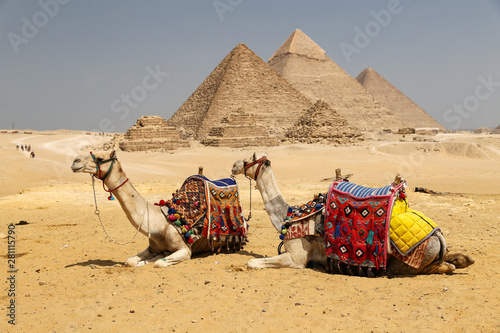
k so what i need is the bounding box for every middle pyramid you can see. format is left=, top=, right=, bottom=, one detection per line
left=167, top=43, right=314, bottom=141
left=268, top=29, right=404, bottom=132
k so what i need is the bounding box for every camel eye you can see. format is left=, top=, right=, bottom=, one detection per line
left=96, top=158, right=103, bottom=163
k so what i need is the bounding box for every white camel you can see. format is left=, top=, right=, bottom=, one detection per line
left=71, top=150, right=242, bottom=268
left=232, top=153, right=475, bottom=276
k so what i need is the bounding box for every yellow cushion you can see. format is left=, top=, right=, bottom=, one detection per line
left=390, top=199, right=439, bottom=254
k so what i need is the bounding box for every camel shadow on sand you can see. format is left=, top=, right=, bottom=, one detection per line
left=64, top=250, right=263, bottom=269
left=65, top=259, right=123, bottom=268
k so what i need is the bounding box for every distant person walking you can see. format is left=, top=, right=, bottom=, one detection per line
left=21, top=145, right=24, bottom=151
left=30, top=151, right=35, bottom=158
left=16, top=144, right=19, bottom=150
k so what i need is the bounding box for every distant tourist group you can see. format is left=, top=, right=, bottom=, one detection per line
left=16, top=144, right=35, bottom=158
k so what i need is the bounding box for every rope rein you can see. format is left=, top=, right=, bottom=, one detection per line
left=245, top=176, right=252, bottom=221
left=91, top=174, right=150, bottom=245
left=243, top=156, right=270, bottom=222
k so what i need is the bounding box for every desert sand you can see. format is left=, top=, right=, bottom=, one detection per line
left=1, top=130, right=499, bottom=332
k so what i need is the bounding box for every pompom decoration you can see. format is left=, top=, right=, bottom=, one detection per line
left=279, top=234, right=285, bottom=240
left=175, top=220, right=181, bottom=226
left=400, top=193, right=406, bottom=199
left=174, top=213, right=180, bottom=220
left=315, top=204, right=323, bottom=210
left=168, top=214, right=176, bottom=221
left=181, top=227, right=187, bottom=233
left=281, top=229, right=287, bottom=235
left=188, top=238, right=194, bottom=244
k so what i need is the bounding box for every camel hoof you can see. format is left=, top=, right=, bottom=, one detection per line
left=153, top=259, right=169, bottom=268
left=125, top=257, right=140, bottom=267
left=247, top=259, right=261, bottom=269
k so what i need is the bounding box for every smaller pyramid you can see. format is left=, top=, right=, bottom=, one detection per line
left=491, top=124, right=500, bottom=134
left=268, top=29, right=405, bottom=132
left=201, top=109, right=279, bottom=148
left=474, top=127, right=492, bottom=134
left=356, top=68, right=445, bottom=131
left=119, top=116, right=190, bottom=151
left=285, top=100, right=364, bottom=144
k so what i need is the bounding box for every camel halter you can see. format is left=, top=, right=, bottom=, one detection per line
left=243, top=156, right=269, bottom=181
left=90, top=152, right=129, bottom=200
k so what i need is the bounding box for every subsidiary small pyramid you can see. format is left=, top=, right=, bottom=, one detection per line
left=269, top=29, right=404, bottom=132
left=167, top=43, right=314, bottom=141
left=119, top=115, right=190, bottom=151
left=285, top=100, right=364, bottom=144
left=492, top=124, right=500, bottom=134
left=356, top=68, right=445, bottom=130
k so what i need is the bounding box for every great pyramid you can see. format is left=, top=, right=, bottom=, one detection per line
left=356, top=68, right=445, bottom=131
left=492, top=124, right=500, bottom=134
left=167, top=43, right=314, bottom=142
left=285, top=100, right=364, bottom=144
left=268, top=29, right=404, bottom=132
left=119, top=115, right=190, bottom=151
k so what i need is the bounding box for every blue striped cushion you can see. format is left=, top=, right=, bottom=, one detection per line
left=334, top=181, right=392, bottom=198
left=195, top=175, right=237, bottom=188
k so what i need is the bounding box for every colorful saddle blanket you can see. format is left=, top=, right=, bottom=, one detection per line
left=158, top=175, right=246, bottom=248
left=281, top=193, right=326, bottom=240
left=390, top=199, right=440, bottom=255
left=324, top=181, right=404, bottom=270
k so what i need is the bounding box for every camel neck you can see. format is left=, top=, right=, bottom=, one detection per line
left=255, top=166, right=289, bottom=232
left=103, top=174, right=154, bottom=237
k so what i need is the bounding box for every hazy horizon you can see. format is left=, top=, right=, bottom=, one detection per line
left=2, top=1, right=500, bottom=132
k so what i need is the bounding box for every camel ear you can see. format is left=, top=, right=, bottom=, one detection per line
left=110, top=150, right=116, bottom=159
left=252, top=152, right=256, bottom=161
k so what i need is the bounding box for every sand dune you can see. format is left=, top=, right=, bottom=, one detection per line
left=0, top=131, right=499, bottom=332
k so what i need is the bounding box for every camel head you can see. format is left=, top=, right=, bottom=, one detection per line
left=71, top=150, right=119, bottom=180
left=231, top=152, right=269, bottom=180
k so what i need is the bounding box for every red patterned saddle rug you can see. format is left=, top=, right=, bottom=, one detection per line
left=324, top=180, right=405, bottom=273
left=156, top=175, right=247, bottom=250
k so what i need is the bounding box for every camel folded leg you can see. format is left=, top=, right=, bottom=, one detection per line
left=247, top=238, right=309, bottom=269
left=125, top=247, right=160, bottom=267
left=154, top=248, right=191, bottom=268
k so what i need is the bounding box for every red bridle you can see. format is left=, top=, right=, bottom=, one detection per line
left=243, top=156, right=269, bottom=180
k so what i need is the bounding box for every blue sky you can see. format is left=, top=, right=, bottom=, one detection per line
left=1, top=0, right=499, bottom=132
